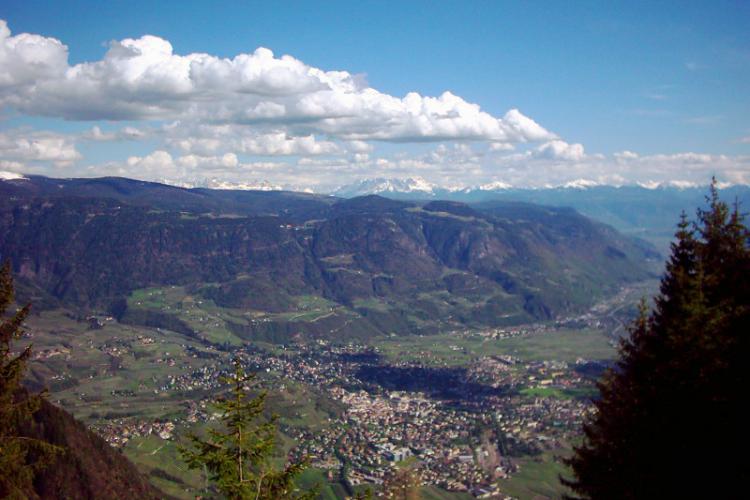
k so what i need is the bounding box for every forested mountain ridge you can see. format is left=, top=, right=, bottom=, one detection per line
left=335, top=178, right=750, bottom=255
left=0, top=175, right=336, bottom=220
left=16, top=398, right=166, bottom=500
left=1, top=175, right=659, bottom=340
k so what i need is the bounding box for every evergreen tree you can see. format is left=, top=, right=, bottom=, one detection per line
left=0, top=261, right=60, bottom=498
left=563, top=180, right=749, bottom=499
left=181, top=357, right=316, bottom=500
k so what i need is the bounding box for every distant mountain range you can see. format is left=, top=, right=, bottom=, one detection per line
left=331, top=177, right=443, bottom=197
left=0, top=175, right=658, bottom=341
left=331, top=176, right=747, bottom=198
left=6, top=172, right=744, bottom=255
left=332, top=177, right=750, bottom=254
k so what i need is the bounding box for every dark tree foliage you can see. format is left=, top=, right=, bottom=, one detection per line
left=563, top=180, right=749, bottom=499
left=180, top=358, right=316, bottom=499
left=0, top=261, right=61, bottom=498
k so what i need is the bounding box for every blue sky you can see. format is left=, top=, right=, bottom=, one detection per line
left=1, top=0, right=749, bottom=190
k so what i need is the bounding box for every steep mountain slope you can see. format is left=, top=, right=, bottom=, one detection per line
left=471, top=185, right=750, bottom=253
left=329, top=178, right=750, bottom=254
left=18, top=398, right=164, bottom=499
left=0, top=176, right=658, bottom=340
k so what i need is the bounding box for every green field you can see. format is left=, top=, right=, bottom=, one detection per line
left=22, top=307, right=347, bottom=499
left=127, top=285, right=249, bottom=345
left=23, top=295, right=613, bottom=499
left=498, top=451, right=574, bottom=499
left=373, top=328, right=617, bottom=366
left=125, top=286, right=375, bottom=345
left=124, top=435, right=206, bottom=498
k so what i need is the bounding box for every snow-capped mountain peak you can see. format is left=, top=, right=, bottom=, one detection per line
left=161, top=177, right=285, bottom=191
left=559, top=179, right=600, bottom=189
left=636, top=180, right=705, bottom=190
left=333, top=177, right=438, bottom=197
left=0, top=171, right=28, bottom=181
left=201, top=178, right=284, bottom=191
left=478, top=180, right=512, bottom=191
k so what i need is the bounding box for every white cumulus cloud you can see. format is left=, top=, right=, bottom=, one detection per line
left=82, top=125, right=146, bottom=141
left=0, top=19, right=555, bottom=145
left=1, top=19, right=747, bottom=191
left=0, top=129, right=81, bottom=166
left=534, top=140, right=587, bottom=161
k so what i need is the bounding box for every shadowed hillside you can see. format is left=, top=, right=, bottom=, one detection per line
left=14, top=395, right=166, bottom=499
left=1, top=175, right=659, bottom=341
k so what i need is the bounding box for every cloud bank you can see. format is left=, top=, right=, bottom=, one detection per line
left=0, top=20, right=552, bottom=144
left=0, top=19, right=748, bottom=190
